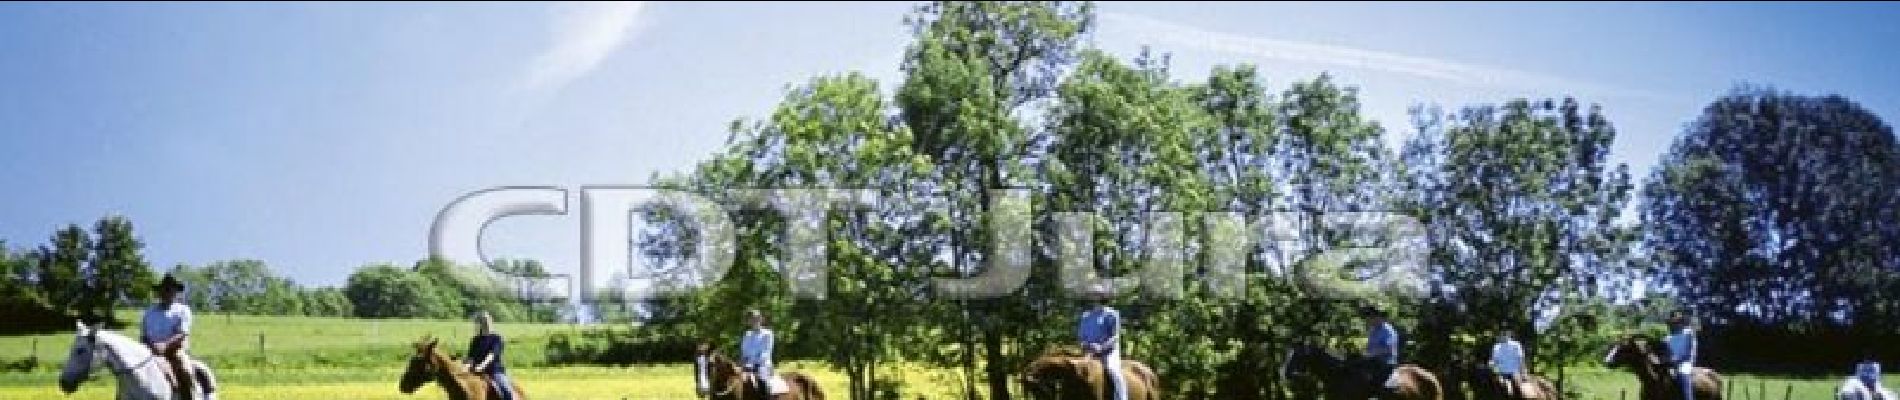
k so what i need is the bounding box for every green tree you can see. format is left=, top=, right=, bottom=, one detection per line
left=1399, top=98, right=1635, bottom=377
left=344, top=264, right=461, bottom=319
left=87, top=215, right=155, bottom=319
left=896, top=3, right=1093, bottom=398
left=1642, top=87, right=1900, bottom=365
left=40, top=224, right=90, bottom=316
left=1043, top=49, right=1221, bottom=396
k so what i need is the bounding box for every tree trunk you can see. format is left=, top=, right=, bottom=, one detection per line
left=986, top=329, right=1011, bottom=400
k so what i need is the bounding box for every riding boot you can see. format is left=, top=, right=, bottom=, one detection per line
left=163, top=350, right=192, bottom=398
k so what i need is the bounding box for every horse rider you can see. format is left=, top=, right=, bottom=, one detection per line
left=1666, top=311, right=1697, bottom=400
left=1360, top=304, right=1401, bottom=398
left=1078, top=283, right=1126, bottom=400
left=464, top=311, right=514, bottom=400
left=740, top=309, right=777, bottom=399
left=1490, top=326, right=1526, bottom=398
left=143, top=274, right=200, bottom=396
left=1859, top=349, right=1884, bottom=400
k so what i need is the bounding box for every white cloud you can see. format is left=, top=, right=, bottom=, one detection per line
left=522, top=1, right=647, bottom=92
left=1100, top=12, right=1668, bottom=101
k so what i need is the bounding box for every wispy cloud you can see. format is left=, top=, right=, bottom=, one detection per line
left=1100, top=12, right=1669, bottom=101
left=522, top=1, right=648, bottom=93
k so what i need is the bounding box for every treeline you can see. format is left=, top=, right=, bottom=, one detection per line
left=597, top=2, right=1900, bottom=399
left=2, top=219, right=565, bottom=331
left=0, top=216, right=155, bottom=332
left=169, top=258, right=560, bottom=323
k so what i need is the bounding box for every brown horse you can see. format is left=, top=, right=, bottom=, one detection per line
left=693, top=345, right=825, bottom=400
left=1019, top=351, right=1161, bottom=400
left=1462, top=365, right=1561, bottom=400
left=1602, top=335, right=1722, bottom=400
left=1280, top=343, right=1442, bottom=400
left=399, top=336, right=528, bottom=400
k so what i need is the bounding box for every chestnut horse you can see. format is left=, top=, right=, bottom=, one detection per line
left=693, top=345, right=825, bottom=400
left=399, top=336, right=527, bottom=400
left=1019, top=350, right=1161, bottom=400
left=1602, top=335, right=1721, bottom=400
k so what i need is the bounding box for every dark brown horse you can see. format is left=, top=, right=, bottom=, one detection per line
left=693, top=345, right=825, bottom=400
left=1602, top=335, right=1722, bottom=400
left=1280, top=343, right=1442, bottom=400
left=399, top=336, right=528, bottom=400
left=1019, top=350, right=1161, bottom=400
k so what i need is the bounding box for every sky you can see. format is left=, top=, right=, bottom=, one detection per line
left=1, top=2, right=1896, bottom=288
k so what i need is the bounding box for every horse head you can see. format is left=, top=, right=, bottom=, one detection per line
left=58, top=321, right=101, bottom=394
left=399, top=335, right=442, bottom=394
left=1281, top=343, right=1346, bottom=381
left=1603, top=334, right=1664, bottom=370
left=694, top=344, right=748, bottom=399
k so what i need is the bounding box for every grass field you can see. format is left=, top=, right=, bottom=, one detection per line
left=1, top=313, right=1884, bottom=399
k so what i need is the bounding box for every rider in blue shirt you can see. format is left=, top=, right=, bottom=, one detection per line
left=1078, top=284, right=1126, bottom=400
left=1860, top=349, right=1884, bottom=400
left=1361, top=305, right=1400, bottom=395
left=1666, top=312, right=1697, bottom=400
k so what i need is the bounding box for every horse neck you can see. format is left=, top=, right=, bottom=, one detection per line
left=704, top=354, right=743, bottom=399
left=94, top=331, right=154, bottom=373
left=1627, top=345, right=1670, bottom=388
left=428, top=347, right=476, bottom=399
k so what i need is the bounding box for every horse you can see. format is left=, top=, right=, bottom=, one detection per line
left=57, top=322, right=219, bottom=400
left=1019, top=350, right=1161, bottom=400
left=1461, top=364, right=1561, bottom=400
left=399, top=336, right=528, bottom=400
left=1601, top=335, right=1722, bottom=400
left=1279, top=343, right=1442, bottom=400
left=1837, top=377, right=1895, bottom=400
left=692, top=344, right=825, bottom=400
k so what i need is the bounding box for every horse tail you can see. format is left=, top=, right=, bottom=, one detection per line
left=1406, top=366, right=1444, bottom=400
left=1135, top=362, right=1160, bottom=400
left=1536, top=376, right=1561, bottom=400
left=790, top=372, right=824, bottom=400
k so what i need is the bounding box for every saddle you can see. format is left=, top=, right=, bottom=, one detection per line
left=743, top=371, right=792, bottom=396
left=479, top=377, right=514, bottom=400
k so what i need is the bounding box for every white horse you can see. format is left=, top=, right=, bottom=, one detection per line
left=58, top=322, right=219, bottom=400
left=1839, top=377, right=1895, bottom=400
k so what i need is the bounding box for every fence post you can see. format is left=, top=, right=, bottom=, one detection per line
left=1782, top=384, right=1792, bottom=400
left=257, top=333, right=266, bottom=366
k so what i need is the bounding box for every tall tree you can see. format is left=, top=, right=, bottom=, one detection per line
left=40, top=224, right=90, bottom=316
left=1044, top=49, right=1221, bottom=396
left=1642, top=87, right=1900, bottom=364
left=88, top=215, right=155, bottom=319
left=896, top=2, right=1093, bottom=399
left=1399, top=98, right=1635, bottom=375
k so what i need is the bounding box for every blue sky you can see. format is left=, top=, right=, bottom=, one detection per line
left=1, top=2, right=1895, bottom=287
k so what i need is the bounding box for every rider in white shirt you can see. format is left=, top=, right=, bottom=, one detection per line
left=141, top=274, right=197, bottom=396
left=739, top=309, right=776, bottom=398
left=1490, top=328, right=1526, bottom=398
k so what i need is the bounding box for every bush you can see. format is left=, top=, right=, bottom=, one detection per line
left=544, top=325, right=699, bottom=366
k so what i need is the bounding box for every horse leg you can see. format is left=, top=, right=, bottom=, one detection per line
left=190, top=359, right=219, bottom=399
